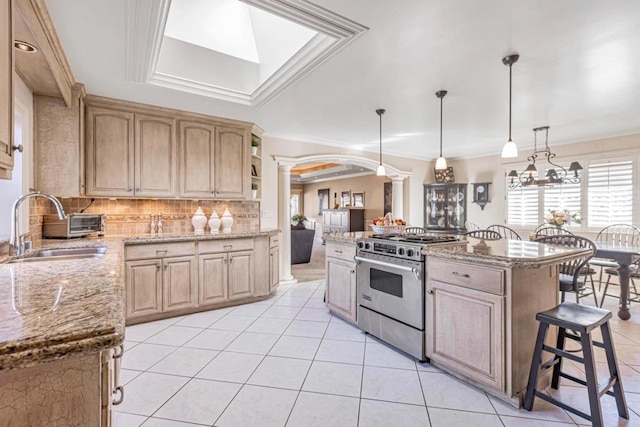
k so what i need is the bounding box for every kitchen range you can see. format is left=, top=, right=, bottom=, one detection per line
left=354, top=233, right=462, bottom=361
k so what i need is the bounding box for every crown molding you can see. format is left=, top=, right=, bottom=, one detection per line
left=126, top=0, right=367, bottom=106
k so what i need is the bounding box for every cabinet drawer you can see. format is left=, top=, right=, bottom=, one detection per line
left=428, top=258, right=504, bottom=295
left=199, top=238, right=254, bottom=254
left=326, top=243, right=356, bottom=262
left=269, top=235, right=280, bottom=248
left=125, top=242, right=195, bottom=260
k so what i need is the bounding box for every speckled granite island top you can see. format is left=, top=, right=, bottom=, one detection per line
left=323, top=231, right=375, bottom=245
left=0, top=229, right=279, bottom=371
left=422, top=238, right=591, bottom=268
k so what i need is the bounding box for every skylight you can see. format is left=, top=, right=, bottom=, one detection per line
left=165, top=0, right=260, bottom=64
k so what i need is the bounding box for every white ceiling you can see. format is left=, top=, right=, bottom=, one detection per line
left=44, top=0, right=640, bottom=162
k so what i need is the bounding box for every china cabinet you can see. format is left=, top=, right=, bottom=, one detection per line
left=424, top=183, right=467, bottom=232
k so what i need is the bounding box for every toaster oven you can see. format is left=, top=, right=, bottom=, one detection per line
left=43, top=213, right=106, bottom=238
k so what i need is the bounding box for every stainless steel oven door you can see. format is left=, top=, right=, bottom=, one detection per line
left=355, top=253, right=424, bottom=330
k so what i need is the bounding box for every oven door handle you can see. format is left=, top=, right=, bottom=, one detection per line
left=353, top=256, right=421, bottom=278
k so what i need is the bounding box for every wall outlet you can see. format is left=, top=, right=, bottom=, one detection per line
left=262, top=210, right=272, bottom=218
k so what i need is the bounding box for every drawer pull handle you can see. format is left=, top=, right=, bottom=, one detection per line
left=224, top=245, right=233, bottom=249
left=273, top=240, right=279, bottom=244
left=452, top=272, right=470, bottom=278
left=335, top=250, right=343, bottom=254
left=156, top=250, right=167, bottom=255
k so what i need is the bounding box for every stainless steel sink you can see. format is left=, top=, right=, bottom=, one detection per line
left=7, top=246, right=107, bottom=263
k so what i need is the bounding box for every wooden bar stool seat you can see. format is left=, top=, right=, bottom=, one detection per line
left=524, top=302, right=628, bottom=426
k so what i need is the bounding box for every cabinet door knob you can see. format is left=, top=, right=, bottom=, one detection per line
left=427, top=289, right=434, bottom=294
left=156, top=263, right=161, bottom=270
left=12, top=144, right=23, bottom=153
left=136, top=188, right=140, bottom=192
left=127, top=188, right=133, bottom=192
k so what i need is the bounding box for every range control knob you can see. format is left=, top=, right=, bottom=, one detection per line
left=364, top=242, right=371, bottom=250
left=406, top=248, right=415, bottom=257
left=357, top=242, right=365, bottom=249
left=397, top=247, right=405, bottom=256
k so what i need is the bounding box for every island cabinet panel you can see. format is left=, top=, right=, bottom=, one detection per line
left=426, top=280, right=505, bottom=391
left=134, top=114, right=177, bottom=197
left=325, top=242, right=357, bottom=323
left=178, top=120, right=215, bottom=197
left=214, top=126, right=249, bottom=199
left=126, top=259, right=163, bottom=318
left=0, top=0, right=13, bottom=179
left=86, top=107, right=135, bottom=196
left=199, top=253, right=228, bottom=305
left=163, top=256, right=197, bottom=311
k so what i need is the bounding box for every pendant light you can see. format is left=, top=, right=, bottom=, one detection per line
left=434, top=90, right=448, bottom=170
left=501, top=54, right=519, bottom=158
left=376, top=109, right=386, bottom=176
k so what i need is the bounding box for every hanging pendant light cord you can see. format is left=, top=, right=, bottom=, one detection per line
left=508, top=63, right=512, bottom=142
left=379, top=112, right=383, bottom=165
left=439, top=95, right=443, bottom=156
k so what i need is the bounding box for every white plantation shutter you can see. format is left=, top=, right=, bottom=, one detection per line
left=507, top=184, right=539, bottom=226
left=588, top=160, right=633, bottom=227
left=544, top=179, right=581, bottom=226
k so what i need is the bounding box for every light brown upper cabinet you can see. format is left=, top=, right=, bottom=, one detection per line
left=86, top=96, right=253, bottom=199
left=214, top=126, right=250, bottom=199
left=134, top=113, right=176, bottom=197
left=0, top=0, right=14, bottom=179
left=178, top=120, right=215, bottom=198
left=86, top=106, right=135, bottom=196
left=86, top=106, right=176, bottom=197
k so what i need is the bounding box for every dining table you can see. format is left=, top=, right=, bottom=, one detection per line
left=595, top=242, right=640, bottom=320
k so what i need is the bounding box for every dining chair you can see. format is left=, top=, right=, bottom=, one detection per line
left=487, top=224, right=522, bottom=240
left=464, top=229, right=502, bottom=240
left=403, top=227, right=428, bottom=234
left=534, top=235, right=597, bottom=305
left=465, top=221, right=480, bottom=231
left=534, top=225, right=575, bottom=238
left=593, top=224, right=640, bottom=306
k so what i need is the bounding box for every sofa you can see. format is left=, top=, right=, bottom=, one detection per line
left=291, top=224, right=315, bottom=264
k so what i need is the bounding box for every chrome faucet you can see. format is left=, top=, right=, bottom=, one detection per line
left=9, top=192, right=67, bottom=256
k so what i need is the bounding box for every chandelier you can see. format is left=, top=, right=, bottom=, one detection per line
left=507, top=126, right=583, bottom=189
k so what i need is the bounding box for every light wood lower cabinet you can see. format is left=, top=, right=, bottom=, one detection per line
left=125, top=237, right=276, bottom=324
left=269, top=246, right=279, bottom=292
left=426, top=280, right=504, bottom=391
left=125, top=259, right=162, bottom=319
left=199, top=249, right=254, bottom=306
left=325, top=242, right=357, bottom=323
left=162, top=256, right=197, bottom=311
left=425, top=256, right=561, bottom=407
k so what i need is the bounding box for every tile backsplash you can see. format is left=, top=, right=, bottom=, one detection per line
left=30, top=198, right=260, bottom=242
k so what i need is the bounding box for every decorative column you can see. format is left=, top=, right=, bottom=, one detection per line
left=391, top=177, right=405, bottom=219
left=278, top=163, right=297, bottom=284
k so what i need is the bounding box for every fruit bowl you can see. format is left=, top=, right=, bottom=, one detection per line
left=370, top=224, right=406, bottom=234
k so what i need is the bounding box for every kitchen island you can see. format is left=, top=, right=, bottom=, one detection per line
left=422, top=238, right=591, bottom=407
left=0, top=228, right=280, bottom=425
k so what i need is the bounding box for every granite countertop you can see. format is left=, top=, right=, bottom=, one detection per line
left=122, top=229, right=279, bottom=245
left=423, top=238, right=592, bottom=268
left=0, top=228, right=280, bottom=371
left=0, top=237, right=124, bottom=371
left=323, top=231, right=375, bottom=245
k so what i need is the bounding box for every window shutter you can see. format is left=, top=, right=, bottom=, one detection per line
left=544, top=180, right=581, bottom=226
left=587, top=160, right=633, bottom=227
left=507, top=184, right=539, bottom=226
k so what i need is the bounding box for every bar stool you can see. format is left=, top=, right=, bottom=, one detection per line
left=524, top=302, right=628, bottom=426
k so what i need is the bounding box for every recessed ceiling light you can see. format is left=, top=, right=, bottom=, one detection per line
left=14, top=40, right=38, bottom=53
